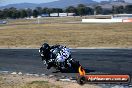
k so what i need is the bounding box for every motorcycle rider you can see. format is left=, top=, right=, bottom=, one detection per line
left=39, top=43, right=71, bottom=69
left=51, top=45, right=71, bottom=68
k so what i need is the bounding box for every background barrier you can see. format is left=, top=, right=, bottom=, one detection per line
left=82, top=19, right=123, bottom=23
left=82, top=19, right=132, bottom=23
left=123, top=19, right=132, bottom=22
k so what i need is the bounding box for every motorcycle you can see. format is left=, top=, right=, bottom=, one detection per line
left=39, top=47, right=81, bottom=72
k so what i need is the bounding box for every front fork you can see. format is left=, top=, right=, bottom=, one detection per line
left=41, top=56, right=48, bottom=67
left=42, top=60, right=47, bottom=65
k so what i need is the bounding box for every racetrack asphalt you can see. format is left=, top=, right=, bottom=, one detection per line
left=0, top=49, right=132, bottom=79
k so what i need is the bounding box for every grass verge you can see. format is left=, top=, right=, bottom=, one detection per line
left=22, top=81, right=61, bottom=88
left=0, top=74, right=101, bottom=88
left=0, top=19, right=132, bottom=48
left=0, top=76, right=61, bottom=88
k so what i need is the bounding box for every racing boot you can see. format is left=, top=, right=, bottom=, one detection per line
left=67, top=62, right=71, bottom=67
left=59, top=62, right=65, bottom=70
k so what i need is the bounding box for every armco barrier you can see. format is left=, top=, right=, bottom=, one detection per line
left=82, top=19, right=123, bottom=23
left=123, top=19, right=132, bottom=22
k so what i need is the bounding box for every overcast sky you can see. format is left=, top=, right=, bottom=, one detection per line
left=0, top=0, right=131, bottom=6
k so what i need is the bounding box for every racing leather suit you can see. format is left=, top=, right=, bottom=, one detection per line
left=50, top=45, right=71, bottom=67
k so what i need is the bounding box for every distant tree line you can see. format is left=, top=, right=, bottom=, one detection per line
left=0, top=4, right=132, bottom=19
